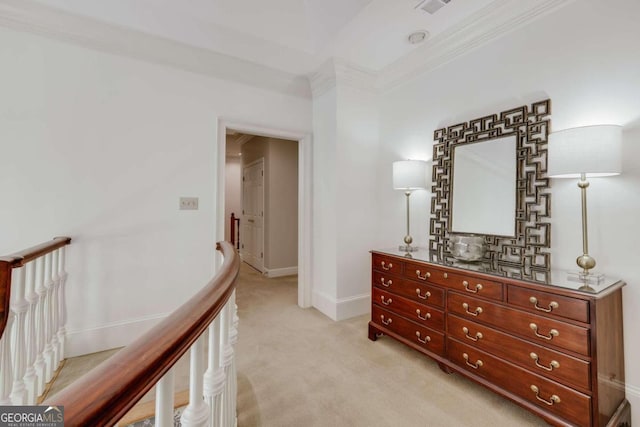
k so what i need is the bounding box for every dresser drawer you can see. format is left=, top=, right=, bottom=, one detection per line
left=448, top=314, right=591, bottom=391
left=373, top=288, right=444, bottom=330
left=372, top=270, right=403, bottom=292
left=372, top=254, right=403, bottom=275
left=372, top=305, right=445, bottom=356
left=404, top=261, right=503, bottom=301
left=508, top=285, right=590, bottom=324
left=448, top=339, right=591, bottom=427
left=442, top=271, right=504, bottom=301
left=448, top=293, right=590, bottom=356
left=388, top=279, right=444, bottom=308
left=404, top=261, right=448, bottom=284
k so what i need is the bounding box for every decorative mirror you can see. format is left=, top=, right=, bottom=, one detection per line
left=429, top=99, right=552, bottom=278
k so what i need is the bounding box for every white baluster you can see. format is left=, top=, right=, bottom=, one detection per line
left=34, top=256, right=47, bottom=395
left=56, top=246, right=67, bottom=362
left=42, top=253, right=54, bottom=383
left=9, top=266, right=28, bottom=404
left=49, top=250, right=60, bottom=368
left=23, top=261, right=38, bottom=404
left=156, top=368, right=175, bottom=427
left=0, top=311, right=15, bottom=405
left=217, top=301, right=230, bottom=426
left=221, top=301, right=235, bottom=427
left=228, top=293, right=238, bottom=427
left=204, top=317, right=225, bottom=427
left=180, top=335, right=209, bottom=427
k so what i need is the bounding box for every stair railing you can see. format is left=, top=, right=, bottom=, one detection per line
left=42, top=241, right=240, bottom=427
left=0, top=236, right=72, bottom=405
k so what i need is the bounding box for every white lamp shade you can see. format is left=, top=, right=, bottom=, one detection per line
left=393, top=160, right=429, bottom=190
left=548, top=125, right=622, bottom=178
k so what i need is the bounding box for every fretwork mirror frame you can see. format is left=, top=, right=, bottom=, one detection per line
left=429, top=99, right=552, bottom=278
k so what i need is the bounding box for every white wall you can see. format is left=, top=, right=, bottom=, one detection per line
left=311, top=73, right=380, bottom=320
left=311, top=86, right=339, bottom=317
left=224, top=156, right=242, bottom=242
left=378, top=0, right=640, bottom=419
left=0, top=26, right=311, bottom=356
left=335, top=84, right=380, bottom=303
left=266, top=138, right=298, bottom=272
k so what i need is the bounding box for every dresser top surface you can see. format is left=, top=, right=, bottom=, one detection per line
left=372, top=248, right=624, bottom=296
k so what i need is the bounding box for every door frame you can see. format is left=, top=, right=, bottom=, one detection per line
left=217, top=118, right=312, bottom=308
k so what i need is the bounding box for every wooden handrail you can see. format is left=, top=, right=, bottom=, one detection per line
left=9, top=236, right=72, bottom=267
left=43, top=241, right=240, bottom=426
left=0, top=236, right=72, bottom=338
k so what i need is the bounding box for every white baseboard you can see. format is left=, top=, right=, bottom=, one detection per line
left=336, top=293, right=370, bottom=320
left=312, top=291, right=370, bottom=321
left=312, top=290, right=337, bottom=320
left=66, top=312, right=168, bottom=357
left=264, top=266, right=298, bottom=278
left=627, top=382, right=640, bottom=422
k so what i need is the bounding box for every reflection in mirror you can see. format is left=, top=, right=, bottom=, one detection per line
left=451, top=135, right=516, bottom=237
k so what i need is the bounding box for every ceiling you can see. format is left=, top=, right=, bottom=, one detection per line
left=3, top=0, right=573, bottom=95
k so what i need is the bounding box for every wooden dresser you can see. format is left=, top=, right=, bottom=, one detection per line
left=368, top=249, right=630, bottom=427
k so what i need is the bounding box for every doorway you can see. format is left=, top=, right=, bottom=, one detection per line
left=217, top=119, right=312, bottom=308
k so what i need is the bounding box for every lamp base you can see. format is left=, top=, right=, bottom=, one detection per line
left=399, top=245, right=419, bottom=252
left=566, top=270, right=605, bottom=290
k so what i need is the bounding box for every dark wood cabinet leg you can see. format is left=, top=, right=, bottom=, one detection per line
left=368, top=322, right=380, bottom=341
left=438, top=362, right=454, bottom=374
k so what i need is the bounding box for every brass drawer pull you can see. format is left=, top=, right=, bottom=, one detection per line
left=462, top=302, right=483, bottom=316
left=380, top=277, right=392, bottom=287
left=529, top=296, right=559, bottom=313
left=416, top=270, right=431, bottom=280
left=380, top=296, right=392, bottom=306
left=380, top=315, right=392, bottom=326
left=462, top=280, right=483, bottom=293
left=530, top=385, right=561, bottom=406
left=416, top=289, right=431, bottom=300
left=416, top=309, right=431, bottom=320
left=415, top=331, right=431, bottom=344
left=443, top=273, right=448, bottom=279
left=529, top=323, right=559, bottom=340
left=530, top=352, right=560, bottom=371
left=462, top=326, right=483, bottom=342
left=381, top=261, right=393, bottom=271
left=463, top=353, right=483, bottom=369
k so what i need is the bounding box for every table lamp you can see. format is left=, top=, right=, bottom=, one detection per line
left=548, top=125, right=622, bottom=284
left=393, top=160, right=429, bottom=252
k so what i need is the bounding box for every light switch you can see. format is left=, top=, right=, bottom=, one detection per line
left=179, top=197, right=199, bottom=210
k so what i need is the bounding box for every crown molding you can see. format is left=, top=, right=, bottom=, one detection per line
left=378, top=0, right=576, bottom=91
left=0, top=0, right=574, bottom=100
left=308, top=58, right=378, bottom=98
left=308, top=59, right=338, bottom=98
left=0, top=0, right=311, bottom=99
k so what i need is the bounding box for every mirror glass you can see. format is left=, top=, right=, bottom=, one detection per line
left=451, top=135, right=516, bottom=237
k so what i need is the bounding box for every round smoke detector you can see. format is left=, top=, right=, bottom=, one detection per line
left=407, top=30, right=429, bottom=44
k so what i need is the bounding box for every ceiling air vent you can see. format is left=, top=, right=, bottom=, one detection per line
left=416, top=0, right=452, bottom=15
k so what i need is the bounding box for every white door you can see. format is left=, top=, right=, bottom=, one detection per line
left=241, top=159, right=264, bottom=272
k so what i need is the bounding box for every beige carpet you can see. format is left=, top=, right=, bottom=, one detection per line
left=234, top=264, right=545, bottom=427
left=49, top=262, right=546, bottom=426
